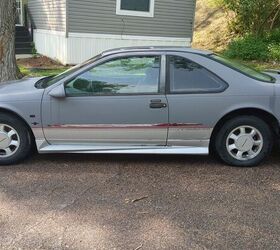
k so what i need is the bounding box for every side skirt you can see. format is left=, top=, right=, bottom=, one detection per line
left=38, top=144, right=209, bottom=155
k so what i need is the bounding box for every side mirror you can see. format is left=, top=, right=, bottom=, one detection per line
left=49, top=84, right=66, bottom=98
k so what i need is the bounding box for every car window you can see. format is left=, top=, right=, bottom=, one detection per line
left=168, top=55, right=227, bottom=93
left=210, top=54, right=275, bottom=83
left=65, top=56, right=161, bottom=96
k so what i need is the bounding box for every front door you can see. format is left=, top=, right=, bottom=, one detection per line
left=16, top=0, right=23, bottom=26
left=42, top=54, right=168, bottom=147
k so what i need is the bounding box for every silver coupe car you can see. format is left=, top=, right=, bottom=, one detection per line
left=0, top=47, right=279, bottom=167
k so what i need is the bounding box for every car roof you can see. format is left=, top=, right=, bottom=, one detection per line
left=101, top=46, right=213, bottom=57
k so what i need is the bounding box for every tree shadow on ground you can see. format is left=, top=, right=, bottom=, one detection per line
left=0, top=152, right=280, bottom=249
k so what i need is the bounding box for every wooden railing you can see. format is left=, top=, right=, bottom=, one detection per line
left=24, top=5, right=35, bottom=41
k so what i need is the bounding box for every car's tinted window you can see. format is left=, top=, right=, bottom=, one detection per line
left=65, top=56, right=160, bottom=96
left=168, top=55, right=226, bottom=93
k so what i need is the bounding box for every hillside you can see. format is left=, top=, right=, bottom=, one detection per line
left=192, top=0, right=233, bottom=52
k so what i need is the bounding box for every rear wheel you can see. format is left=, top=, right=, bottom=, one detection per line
left=215, top=116, right=273, bottom=167
left=0, top=113, right=33, bottom=165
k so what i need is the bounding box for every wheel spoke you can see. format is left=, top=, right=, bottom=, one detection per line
left=254, top=140, right=262, bottom=146
left=250, top=129, right=257, bottom=137
left=0, top=125, right=5, bottom=132
left=4, top=147, right=12, bottom=155
left=10, top=140, right=19, bottom=147
left=239, top=127, right=246, bottom=135
left=229, top=134, right=238, bottom=141
left=236, top=151, right=243, bottom=158
left=8, top=130, right=16, bottom=139
left=228, top=144, right=237, bottom=151
left=247, top=149, right=255, bottom=156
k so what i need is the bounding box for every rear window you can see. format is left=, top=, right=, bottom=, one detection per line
left=210, top=55, right=275, bottom=83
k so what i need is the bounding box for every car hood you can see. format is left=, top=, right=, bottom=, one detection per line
left=0, top=77, right=45, bottom=101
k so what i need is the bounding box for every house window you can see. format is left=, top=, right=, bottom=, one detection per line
left=116, top=0, right=155, bottom=18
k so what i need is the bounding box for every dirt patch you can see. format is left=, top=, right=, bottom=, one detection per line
left=17, top=56, right=64, bottom=69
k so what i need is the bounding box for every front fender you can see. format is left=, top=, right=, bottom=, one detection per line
left=0, top=101, right=45, bottom=145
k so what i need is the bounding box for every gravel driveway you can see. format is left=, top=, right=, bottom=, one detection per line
left=0, top=151, right=280, bottom=249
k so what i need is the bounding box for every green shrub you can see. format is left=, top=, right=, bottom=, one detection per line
left=31, top=42, right=37, bottom=56
left=224, top=35, right=269, bottom=60
left=224, top=29, right=280, bottom=61
left=268, top=44, right=280, bottom=61
left=265, top=28, right=280, bottom=44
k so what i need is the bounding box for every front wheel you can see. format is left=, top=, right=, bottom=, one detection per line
left=215, top=116, right=273, bottom=167
left=0, top=114, right=33, bottom=165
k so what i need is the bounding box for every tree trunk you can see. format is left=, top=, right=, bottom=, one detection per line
left=0, top=0, right=19, bottom=83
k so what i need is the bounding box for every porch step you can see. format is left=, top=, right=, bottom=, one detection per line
left=15, top=48, right=33, bottom=55
left=15, top=26, right=33, bottom=55
left=15, top=26, right=27, bottom=31
left=15, top=41, right=32, bottom=49
left=16, top=36, right=32, bottom=43
left=15, top=30, right=29, bottom=37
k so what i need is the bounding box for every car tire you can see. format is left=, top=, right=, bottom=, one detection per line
left=0, top=113, right=33, bottom=165
left=215, top=116, right=273, bottom=167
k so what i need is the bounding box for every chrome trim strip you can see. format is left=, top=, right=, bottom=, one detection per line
left=47, top=123, right=209, bottom=129
left=38, top=145, right=209, bottom=155
left=167, top=139, right=210, bottom=147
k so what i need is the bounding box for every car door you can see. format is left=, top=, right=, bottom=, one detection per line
left=42, top=53, right=168, bottom=147
left=165, top=53, right=228, bottom=148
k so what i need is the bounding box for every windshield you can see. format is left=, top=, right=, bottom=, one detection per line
left=36, top=54, right=102, bottom=88
left=210, top=54, right=275, bottom=83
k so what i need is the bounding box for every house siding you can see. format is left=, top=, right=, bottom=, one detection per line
left=28, top=0, right=66, bottom=32
left=30, top=0, right=195, bottom=64
left=68, top=0, right=195, bottom=38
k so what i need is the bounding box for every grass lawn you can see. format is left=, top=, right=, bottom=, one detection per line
left=17, top=56, right=69, bottom=78
left=18, top=65, right=68, bottom=78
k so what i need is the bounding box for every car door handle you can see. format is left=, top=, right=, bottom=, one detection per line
left=150, top=100, right=167, bottom=109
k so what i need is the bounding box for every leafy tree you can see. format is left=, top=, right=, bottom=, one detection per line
left=216, top=0, right=280, bottom=35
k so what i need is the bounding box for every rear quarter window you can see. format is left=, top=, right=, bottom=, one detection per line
left=168, top=55, right=227, bottom=93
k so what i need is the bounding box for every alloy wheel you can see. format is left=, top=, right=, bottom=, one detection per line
left=226, top=125, right=263, bottom=161
left=0, top=124, right=20, bottom=158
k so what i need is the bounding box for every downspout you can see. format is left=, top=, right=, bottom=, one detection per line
left=65, top=0, right=69, bottom=65
left=121, top=18, right=125, bottom=40
left=65, top=0, right=69, bottom=38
